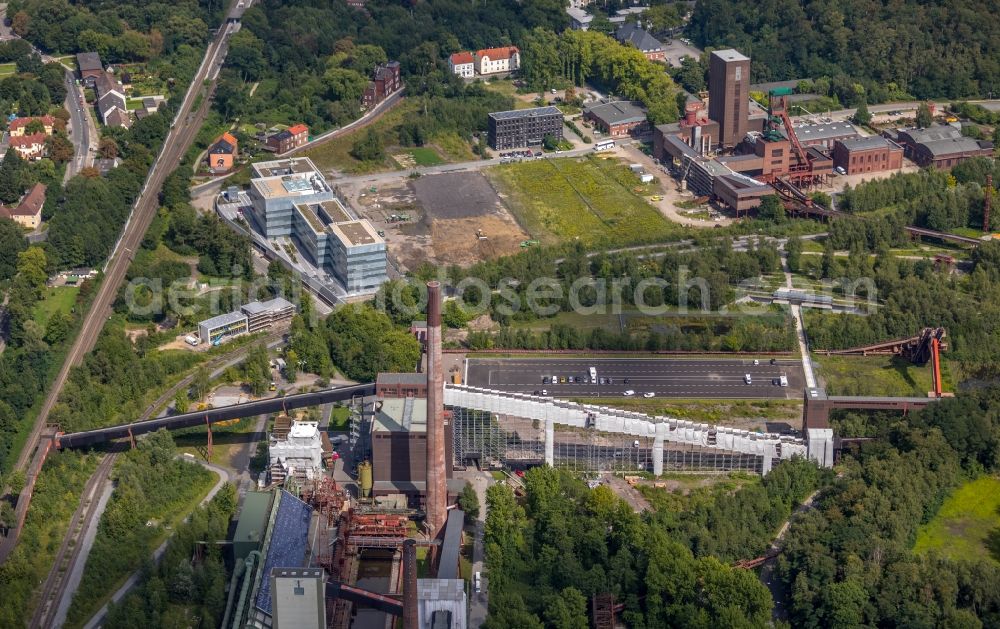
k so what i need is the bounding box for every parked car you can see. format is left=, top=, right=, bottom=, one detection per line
left=623, top=390, right=635, bottom=396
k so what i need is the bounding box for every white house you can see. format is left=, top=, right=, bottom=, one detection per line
left=448, top=51, right=475, bottom=78
left=475, top=46, right=520, bottom=76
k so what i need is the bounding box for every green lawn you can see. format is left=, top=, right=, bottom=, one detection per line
left=811, top=354, right=947, bottom=396
left=914, top=476, right=1000, bottom=563
left=482, top=80, right=534, bottom=110
left=32, top=286, right=80, bottom=328
left=566, top=397, right=802, bottom=426
left=0, top=62, right=16, bottom=76
left=125, top=98, right=145, bottom=110
left=329, top=406, right=351, bottom=431
left=408, top=146, right=444, bottom=166
left=486, top=155, right=682, bottom=247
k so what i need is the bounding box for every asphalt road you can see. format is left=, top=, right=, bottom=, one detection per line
left=8, top=10, right=245, bottom=477
left=64, top=71, right=92, bottom=180
left=466, top=357, right=803, bottom=399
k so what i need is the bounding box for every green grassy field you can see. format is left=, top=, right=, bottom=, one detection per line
left=811, top=354, right=947, bottom=396
left=482, top=80, right=534, bottom=109
left=566, top=396, right=802, bottom=426
left=329, top=406, right=351, bottom=431
left=303, top=100, right=467, bottom=174
left=125, top=98, right=144, bottom=110
left=32, top=286, right=79, bottom=328
left=0, top=62, right=16, bottom=76
left=914, top=476, right=1000, bottom=563
left=407, top=146, right=444, bottom=166
left=487, top=155, right=680, bottom=247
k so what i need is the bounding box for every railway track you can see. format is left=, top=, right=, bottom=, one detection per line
left=28, top=451, right=118, bottom=629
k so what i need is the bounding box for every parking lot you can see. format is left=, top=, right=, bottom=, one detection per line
left=466, top=357, right=804, bottom=400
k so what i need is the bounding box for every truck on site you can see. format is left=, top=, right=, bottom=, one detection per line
left=589, top=366, right=598, bottom=382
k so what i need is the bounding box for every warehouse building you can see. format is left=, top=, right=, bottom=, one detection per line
left=889, top=125, right=994, bottom=169
left=488, top=106, right=563, bottom=150
left=270, top=568, right=326, bottom=629
left=224, top=488, right=313, bottom=629
left=583, top=101, right=649, bottom=138
left=832, top=136, right=904, bottom=175
left=376, top=372, right=429, bottom=398
left=713, top=174, right=774, bottom=213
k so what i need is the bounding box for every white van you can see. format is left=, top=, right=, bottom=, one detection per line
left=779, top=374, right=788, bottom=387
left=474, top=571, right=482, bottom=593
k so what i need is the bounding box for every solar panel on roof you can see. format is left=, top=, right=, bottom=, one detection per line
left=254, top=490, right=313, bottom=615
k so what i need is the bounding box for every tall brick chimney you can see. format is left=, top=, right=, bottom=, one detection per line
left=425, top=281, right=446, bottom=540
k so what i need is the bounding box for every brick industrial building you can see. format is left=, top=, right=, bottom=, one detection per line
left=583, top=101, right=649, bottom=138
left=488, top=106, right=563, bottom=150
left=832, top=136, right=904, bottom=175
left=886, top=125, right=993, bottom=169
left=708, top=49, right=750, bottom=148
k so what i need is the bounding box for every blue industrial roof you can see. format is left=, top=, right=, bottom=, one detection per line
left=255, top=490, right=313, bottom=616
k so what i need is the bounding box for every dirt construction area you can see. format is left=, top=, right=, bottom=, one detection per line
left=353, top=171, right=528, bottom=270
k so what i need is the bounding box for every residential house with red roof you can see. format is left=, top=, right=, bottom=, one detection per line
left=265, top=124, right=308, bottom=154
left=475, top=46, right=520, bottom=75
left=448, top=51, right=475, bottom=78
left=208, top=132, right=239, bottom=172
left=9, top=133, right=47, bottom=160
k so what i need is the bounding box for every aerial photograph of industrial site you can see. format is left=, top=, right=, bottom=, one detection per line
left=2, top=0, right=1000, bottom=627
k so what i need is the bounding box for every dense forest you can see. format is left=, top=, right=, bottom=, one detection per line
left=778, top=389, right=1000, bottom=627
left=689, top=0, right=1000, bottom=100
left=7, top=0, right=221, bottom=62
left=484, top=460, right=821, bottom=628
left=797, top=161, right=1000, bottom=376
left=519, top=28, right=680, bottom=123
